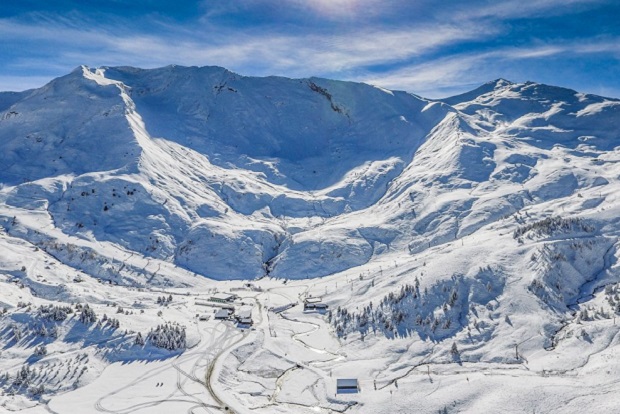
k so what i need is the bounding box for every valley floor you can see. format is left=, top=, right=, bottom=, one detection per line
left=3, top=237, right=620, bottom=414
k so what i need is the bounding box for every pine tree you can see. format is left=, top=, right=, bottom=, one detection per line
left=13, top=365, right=31, bottom=387
left=134, top=332, right=145, bottom=346
left=79, top=305, right=97, bottom=324
left=34, top=345, right=47, bottom=356
left=451, top=342, right=459, bottom=356
left=12, top=324, right=23, bottom=341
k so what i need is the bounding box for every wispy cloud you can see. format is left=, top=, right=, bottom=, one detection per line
left=359, top=54, right=489, bottom=97
left=448, top=0, right=605, bottom=21
left=284, top=0, right=383, bottom=19
left=497, top=40, right=620, bottom=60
left=360, top=39, right=620, bottom=97
left=0, top=1, right=618, bottom=97
left=0, top=12, right=495, bottom=85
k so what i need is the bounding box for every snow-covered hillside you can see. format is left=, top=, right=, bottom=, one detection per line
left=2, top=66, right=620, bottom=413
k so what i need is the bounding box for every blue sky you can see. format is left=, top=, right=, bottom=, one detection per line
left=1, top=0, right=619, bottom=98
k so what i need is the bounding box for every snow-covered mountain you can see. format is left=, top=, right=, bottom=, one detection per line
left=2, top=66, right=620, bottom=413
left=1, top=65, right=455, bottom=280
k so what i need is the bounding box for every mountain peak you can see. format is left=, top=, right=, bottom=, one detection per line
left=441, top=78, right=514, bottom=106
left=488, top=78, right=514, bottom=88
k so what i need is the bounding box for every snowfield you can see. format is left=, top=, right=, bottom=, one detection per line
left=1, top=67, right=620, bottom=413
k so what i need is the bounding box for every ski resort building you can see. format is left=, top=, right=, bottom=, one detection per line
left=209, top=292, right=236, bottom=303
left=304, top=301, right=328, bottom=311
left=304, top=296, right=328, bottom=311
left=336, top=379, right=359, bottom=394
left=214, top=308, right=232, bottom=320
left=236, top=308, right=253, bottom=325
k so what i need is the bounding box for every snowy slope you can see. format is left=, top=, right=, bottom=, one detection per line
left=2, top=66, right=620, bottom=413
left=0, top=65, right=453, bottom=280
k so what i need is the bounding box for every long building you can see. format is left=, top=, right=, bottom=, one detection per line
left=210, top=292, right=236, bottom=303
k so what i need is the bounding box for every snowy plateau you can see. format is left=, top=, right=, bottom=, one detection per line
left=1, top=65, right=620, bottom=413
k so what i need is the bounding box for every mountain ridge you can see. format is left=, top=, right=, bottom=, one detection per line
left=1, top=65, right=620, bottom=280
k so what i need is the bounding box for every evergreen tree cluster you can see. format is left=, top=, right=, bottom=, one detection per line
left=38, top=304, right=73, bottom=321
left=12, top=365, right=32, bottom=387
left=330, top=271, right=501, bottom=341
left=12, top=324, right=23, bottom=341
left=0, top=365, right=46, bottom=397
left=146, top=323, right=186, bottom=350
left=35, top=323, right=58, bottom=338
left=513, top=216, right=594, bottom=240
left=99, top=314, right=120, bottom=329
left=575, top=283, right=620, bottom=322
left=78, top=304, right=97, bottom=324
left=156, top=295, right=173, bottom=305
left=34, top=344, right=47, bottom=356
left=134, top=332, right=145, bottom=346
left=604, top=284, right=620, bottom=314
left=30, top=383, right=45, bottom=397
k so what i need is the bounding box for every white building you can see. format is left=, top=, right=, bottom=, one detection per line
left=210, top=292, right=236, bottom=303
left=236, top=308, right=253, bottom=325
left=214, top=308, right=232, bottom=320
